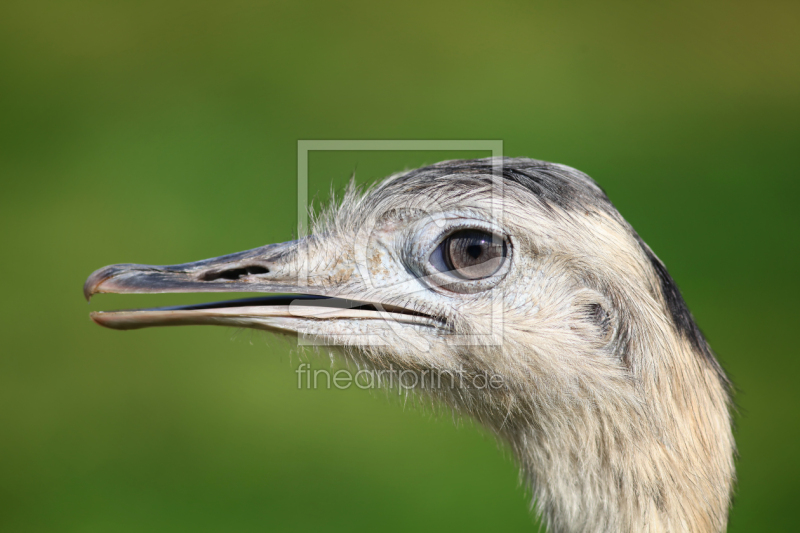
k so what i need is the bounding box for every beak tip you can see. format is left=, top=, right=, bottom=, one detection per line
left=83, top=264, right=123, bottom=302
left=89, top=311, right=103, bottom=326
left=90, top=311, right=117, bottom=329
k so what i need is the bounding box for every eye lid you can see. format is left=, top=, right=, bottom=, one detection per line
left=425, top=218, right=507, bottom=252
left=403, top=216, right=512, bottom=294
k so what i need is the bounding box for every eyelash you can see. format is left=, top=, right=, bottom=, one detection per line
left=429, top=221, right=496, bottom=251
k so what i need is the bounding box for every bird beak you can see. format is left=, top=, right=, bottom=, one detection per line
left=84, top=242, right=302, bottom=302
left=85, top=240, right=327, bottom=331
left=84, top=240, right=439, bottom=334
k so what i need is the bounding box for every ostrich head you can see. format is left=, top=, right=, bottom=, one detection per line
left=84, top=157, right=735, bottom=533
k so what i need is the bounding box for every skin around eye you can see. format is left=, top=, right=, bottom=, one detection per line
left=442, top=230, right=507, bottom=280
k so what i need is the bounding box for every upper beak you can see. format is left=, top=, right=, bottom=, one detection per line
left=84, top=241, right=302, bottom=302
left=84, top=240, right=439, bottom=333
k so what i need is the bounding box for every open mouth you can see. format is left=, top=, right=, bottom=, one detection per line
left=90, top=295, right=443, bottom=331
left=84, top=242, right=446, bottom=333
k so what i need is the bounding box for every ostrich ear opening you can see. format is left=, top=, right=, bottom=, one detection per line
left=586, top=303, right=612, bottom=339
left=569, top=287, right=618, bottom=349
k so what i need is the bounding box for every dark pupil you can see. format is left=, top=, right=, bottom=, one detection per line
left=466, top=244, right=483, bottom=259
left=445, top=230, right=506, bottom=280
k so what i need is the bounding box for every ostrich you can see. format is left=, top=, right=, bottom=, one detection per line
left=84, top=157, right=735, bottom=533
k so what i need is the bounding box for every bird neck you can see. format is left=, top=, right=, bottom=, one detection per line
left=498, top=337, right=735, bottom=533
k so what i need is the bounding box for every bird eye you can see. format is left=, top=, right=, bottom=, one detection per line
left=440, top=230, right=507, bottom=280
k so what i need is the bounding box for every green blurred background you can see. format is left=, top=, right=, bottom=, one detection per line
left=1, top=1, right=798, bottom=531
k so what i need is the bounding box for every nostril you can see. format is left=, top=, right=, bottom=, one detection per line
left=200, top=265, right=270, bottom=281
left=245, top=266, right=269, bottom=275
